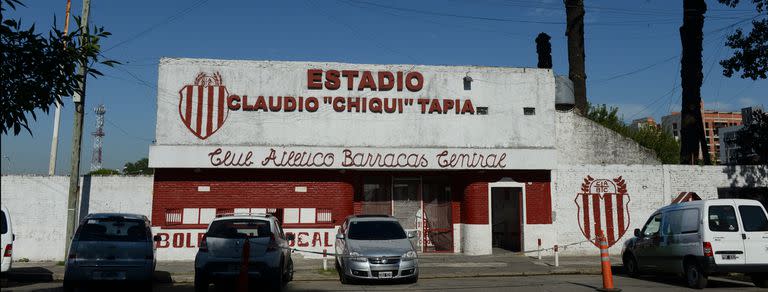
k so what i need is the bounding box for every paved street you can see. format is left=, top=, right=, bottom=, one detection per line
left=1, top=275, right=761, bottom=292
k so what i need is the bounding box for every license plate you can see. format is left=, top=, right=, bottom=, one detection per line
left=721, top=254, right=739, bottom=260
left=93, top=271, right=126, bottom=280
left=378, top=271, right=393, bottom=278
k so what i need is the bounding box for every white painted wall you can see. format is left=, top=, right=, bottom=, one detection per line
left=550, top=164, right=768, bottom=257
left=556, top=111, right=659, bottom=165
left=3, top=164, right=764, bottom=260
left=0, top=175, right=153, bottom=261
left=461, top=224, right=492, bottom=255
left=153, top=59, right=556, bottom=161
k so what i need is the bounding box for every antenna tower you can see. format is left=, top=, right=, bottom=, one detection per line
left=90, top=104, right=106, bottom=171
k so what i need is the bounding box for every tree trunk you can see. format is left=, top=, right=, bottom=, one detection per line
left=679, top=0, right=710, bottom=165
left=565, top=0, right=587, bottom=114
left=536, top=33, right=553, bottom=69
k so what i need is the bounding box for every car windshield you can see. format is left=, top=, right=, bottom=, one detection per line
left=207, top=219, right=272, bottom=238
left=77, top=217, right=147, bottom=242
left=347, top=220, right=407, bottom=240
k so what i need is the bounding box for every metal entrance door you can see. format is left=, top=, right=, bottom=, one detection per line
left=393, top=178, right=421, bottom=249
left=422, top=179, right=453, bottom=252
left=491, top=187, right=522, bottom=252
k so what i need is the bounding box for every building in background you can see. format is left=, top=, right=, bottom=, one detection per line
left=661, top=107, right=742, bottom=164
left=719, top=106, right=765, bottom=165
left=629, top=117, right=658, bottom=130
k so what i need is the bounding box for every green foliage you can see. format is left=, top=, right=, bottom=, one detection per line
left=585, top=103, right=681, bottom=164
left=1, top=0, right=118, bottom=135
left=123, top=158, right=153, bottom=175
left=718, top=0, right=768, bottom=80
left=735, top=109, right=768, bottom=164
left=88, top=168, right=119, bottom=175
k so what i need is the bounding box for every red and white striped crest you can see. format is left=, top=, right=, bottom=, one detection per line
left=178, top=72, right=229, bottom=140
left=574, top=176, right=631, bottom=248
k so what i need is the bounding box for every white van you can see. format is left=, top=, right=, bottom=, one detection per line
left=622, top=199, right=768, bottom=289
left=1, top=206, right=13, bottom=273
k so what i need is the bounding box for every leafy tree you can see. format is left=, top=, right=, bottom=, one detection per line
left=718, top=0, right=768, bottom=80
left=88, top=168, right=119, bottom=176
left=1, top=0, right=117, bottom=135
left=586, top=104, right=680, bottom=164
left=734, top=109, right=768, bottom=164
left=123, top=158, right=153, bottom=175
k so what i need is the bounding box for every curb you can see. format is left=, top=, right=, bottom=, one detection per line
left=8, top=269, right=604, bottom=283
left=162, top=269, right=604, bottom=283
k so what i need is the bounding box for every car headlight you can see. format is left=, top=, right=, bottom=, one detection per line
left=349, top=252, right=367, bottom=262
left=402, top=251, right=417, bottom=261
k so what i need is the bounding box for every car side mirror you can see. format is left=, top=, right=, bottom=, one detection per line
left=634, top=228, right=641, bottom=238
left=407, top=231, right=416, bottom=239
left=336, top=233, right=345, bottom=240
left=153, top=235, right=162, bottom=242
left=286, top=233, right=295, bottom=241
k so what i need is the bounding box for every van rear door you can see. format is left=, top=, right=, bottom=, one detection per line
left=736, top=203, right=768, bottom=265
left=706, top=204, right=746, bottom=265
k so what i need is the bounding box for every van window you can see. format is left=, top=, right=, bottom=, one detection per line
left=680, top=209, right=700, bottom=233
left=1, top=211, right=7, bottom=234
left=77, top=217, right=148, bottom=242
left=662, top=209, right=699, bottom=235
left=642, top=213, right=662, bottom=237
left=739, top=206, right=768, bottom=232
left=708, top=206, right=739, bottom=232
left=662, top=211, right=681, bottom=235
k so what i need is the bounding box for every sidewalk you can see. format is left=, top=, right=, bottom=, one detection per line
left=4, top=250, right=620, bottom=283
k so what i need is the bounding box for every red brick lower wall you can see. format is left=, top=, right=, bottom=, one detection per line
left=457, top=171, right=552, bottom=225
left=152, top=169, right=355, bottom=227
left=152, top=169, right=551, bottom=227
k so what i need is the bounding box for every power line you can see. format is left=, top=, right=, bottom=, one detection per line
left=105, top=118, right=154, bottom=143
left=591, top=15, right=758, bottom=84
left=103, top=0, right=210, bottom=52
left=345, top=0, right=754, bottom=27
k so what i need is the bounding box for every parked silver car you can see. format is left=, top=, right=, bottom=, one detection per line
left=194, top=213, right=294, bottom=292
left=64, top=213, right=158, bottom=291
left=335, top=215, right=419, bottom=284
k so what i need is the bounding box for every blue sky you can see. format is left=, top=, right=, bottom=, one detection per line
left=1, top=0, right=766, bottom=174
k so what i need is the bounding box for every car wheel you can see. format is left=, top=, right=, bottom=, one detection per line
left=335, top=260, right=348, bottom=284
left=623, top=254, right=640, bottom=278
left=340, top=272, right=354, bottom=285
left=194, top=270, right=208, bottom=292
left=685, top=261, right=708, bottom=289
left=62, top=280, right=76, bottom=292
left=269, top=259, right=285, bottom=292
left=283, top=257, right=294, bottom=284
left=141, top=280, right=154, bottom=292
left=752, top=273, right=768, bottom=288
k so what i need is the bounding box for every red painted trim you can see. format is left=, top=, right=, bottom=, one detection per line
left=206, top=86, right=214, bottom=136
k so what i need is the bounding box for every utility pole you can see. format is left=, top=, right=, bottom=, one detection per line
left=65, top=0, right=91, bottom=256
left=49, top=0, right=73, bottom=176
left=565, top=0, right=587, bottom=114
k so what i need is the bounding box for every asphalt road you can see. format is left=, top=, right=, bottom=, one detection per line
left=1, top=275, right=762, bottom=292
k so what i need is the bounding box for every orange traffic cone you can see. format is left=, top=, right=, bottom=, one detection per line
left=596, top=231, right=621, bottom=292
left=237, top=238, right=251, bottom=292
